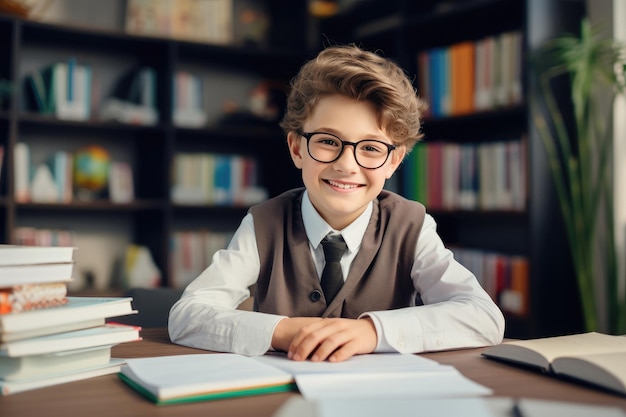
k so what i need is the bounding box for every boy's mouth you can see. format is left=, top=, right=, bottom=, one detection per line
left=325, top=179, right=362, bottom=190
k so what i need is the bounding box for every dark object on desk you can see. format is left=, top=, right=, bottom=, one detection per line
left=482, top=332, right=626, bottom=397
left=113, top=288, right=183, bottom=328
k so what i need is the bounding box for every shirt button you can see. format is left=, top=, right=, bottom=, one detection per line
left=309, top=290, right=322, bottom=302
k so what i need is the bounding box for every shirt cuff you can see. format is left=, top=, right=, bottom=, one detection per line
left=359, top=312, right=395, bottom=352
left=231, top=311, right=287, bottom=356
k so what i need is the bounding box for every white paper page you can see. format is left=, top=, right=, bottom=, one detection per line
left=516, top=398, right=626, bottom=417
left=294, top=365, right=492, bottom=399
left=255, top=352, right=439, bottom=374
left=273, top=397, right=498, bottom=417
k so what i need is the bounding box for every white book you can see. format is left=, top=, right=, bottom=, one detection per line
left=119, top=353, right=294, bottom=404
left=0, top=358, right=124, bottom=395
left=0, top=323, right=140, bottom=357
left=0, top=345, right=111, bottom=381
left=0, top=297, right=135, bottom=336
left=0, top=317, right=105, bottom=343
left=442, top=143, right=460, bottom=209
left=13, top=142, right=30, bottom=203
left=54, top=61, right=89, bottom=121
left=495, top=33, right=513, bottom=106
left=274, top=397, right=626, bottom=417
left=119, top=352, right=491, bottom=405
left=0, top=262, right=74, bottom=287
left=0, top=245, right=75, bottom=266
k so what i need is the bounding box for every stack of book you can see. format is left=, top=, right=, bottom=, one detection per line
left=0, top=245, right=140, bottom=395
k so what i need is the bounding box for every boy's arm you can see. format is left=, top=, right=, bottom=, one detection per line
left=168, top=214, right=287, bottom=356
left=361, top=214, right=505, bottom=353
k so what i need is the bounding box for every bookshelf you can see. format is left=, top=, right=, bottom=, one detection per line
left=0, top=3, right=307, bottom=293
left=318, top=0, right=586, bottom=339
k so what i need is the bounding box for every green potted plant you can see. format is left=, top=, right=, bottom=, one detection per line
left=532, top=18, right=626, bottom=334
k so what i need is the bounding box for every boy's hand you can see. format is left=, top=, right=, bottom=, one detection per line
left=271, top=317, right=324, bottom=353
left=286, top=317, right=378, bottom=362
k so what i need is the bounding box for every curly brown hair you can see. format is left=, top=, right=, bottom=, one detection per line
left=279, top=44, right=426, bottom=152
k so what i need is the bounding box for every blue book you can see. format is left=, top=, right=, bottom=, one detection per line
left=429, top=48, right=442, bottom=117
left=213, top=155, right=232, bottom=205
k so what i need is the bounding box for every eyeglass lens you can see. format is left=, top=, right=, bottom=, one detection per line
left=306, top=132, right=392, bottom=169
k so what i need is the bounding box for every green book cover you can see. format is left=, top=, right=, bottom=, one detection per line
left=118, top=372, right=296, bottom=405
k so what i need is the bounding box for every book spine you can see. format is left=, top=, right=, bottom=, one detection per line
left=0, top=282, right=68, bottom=314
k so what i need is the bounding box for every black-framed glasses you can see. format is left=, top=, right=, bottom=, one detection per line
left=299, top=131, right=397, bottom=169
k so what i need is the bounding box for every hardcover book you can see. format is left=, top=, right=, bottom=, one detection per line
left=0, top=297, right=136, bottom=341
left=0, top=358, right=125, bottom=395
left=0, top=282, right=68, bottom=314
left=0, top=345, right=111, bottom=381
left=119, top=353, right=295, bottom=405
left=0, top=323, right=141, bottom=357
left=119, top=352, right=491, bottom=405
left=0, top=263, right=74, bottom=287
left=0, top=245, right=75, bottom=266
left=482, top=332, right=626, bottom=395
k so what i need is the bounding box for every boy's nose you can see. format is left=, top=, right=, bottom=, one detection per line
left=333, top=145, right=359, bottom=171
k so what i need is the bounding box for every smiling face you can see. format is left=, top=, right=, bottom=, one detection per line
left=287, top=94, right=406, bottom=230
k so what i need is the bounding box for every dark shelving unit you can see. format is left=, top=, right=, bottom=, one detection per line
left=319, top=0, right=586, bottom=339
left=0, top=4, right=307, bottom=291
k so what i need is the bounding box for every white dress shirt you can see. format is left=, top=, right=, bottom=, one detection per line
left=168, top=191, right=505, bottom=356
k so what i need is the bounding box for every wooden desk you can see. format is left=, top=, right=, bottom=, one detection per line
left=2, top=328, right=626, bottom=417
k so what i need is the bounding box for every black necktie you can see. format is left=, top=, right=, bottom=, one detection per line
left=320, top=234, right=347, bottom=304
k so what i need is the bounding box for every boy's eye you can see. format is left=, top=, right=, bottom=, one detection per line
left=318, top=136, right=341, bottom=147
left=359, top=141, right=386, bottom=154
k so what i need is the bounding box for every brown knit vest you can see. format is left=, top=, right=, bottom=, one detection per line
left=250, top=188, right=425, bottom=318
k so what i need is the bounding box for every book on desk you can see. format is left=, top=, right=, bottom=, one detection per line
left=118, top=351, right=492, bottom=405
left=0, top=244, right=140, bottom=395
left=482, top=332, right=626, bottom=396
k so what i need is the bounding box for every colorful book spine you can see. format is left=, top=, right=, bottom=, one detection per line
left=417, top=30, right=523, bottom=117
left=0, top=283, right=68, bottom=314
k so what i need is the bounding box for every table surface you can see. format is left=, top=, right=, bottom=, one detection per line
left=2, top=328, right=626, bottom=417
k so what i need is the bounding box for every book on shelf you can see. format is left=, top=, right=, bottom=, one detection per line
left=0, top=282, right=68, bottom=314
left=402, top=139, right=526, bottom=211
left=119, top=352, right=491, bottom=405
left=0, top=322, right=141, bottom=357
left=25, top=59, right=92, bottom=121
left=482, top=332, right=626, bottom=395
left=13, top=142, right=30, bottom=203
left=13, top=228, right=76, bottom=248
left=108, top=161, right=135, bottom=203
left=173, top=71, right=207, bottom=128
left=100, top=66, right=158, bottom=126
left=125, top=0, right=234, bottom=45
left=417, top=31, right=522, bottom=117
left=0, top=297, right=136, bottom=341
left=171, top=152, right=267, bottom=206
left=44, top=151, right=74, bottom=203
left=453, top=248, right=529, bottom=317
left=0, top=358, right=125, bottom=396
left=0, top=245, right=75, bottom=265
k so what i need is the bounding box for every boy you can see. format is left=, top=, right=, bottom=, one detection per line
left=168, top=44, right=505, bottom=362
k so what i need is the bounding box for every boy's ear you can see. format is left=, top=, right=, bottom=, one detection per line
left=385, top=145, right=406, bottom=179
left=287, top=131, right=304, bottom=169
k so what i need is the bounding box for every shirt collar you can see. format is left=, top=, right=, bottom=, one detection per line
left=301, top=190, right=372, bottom=253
